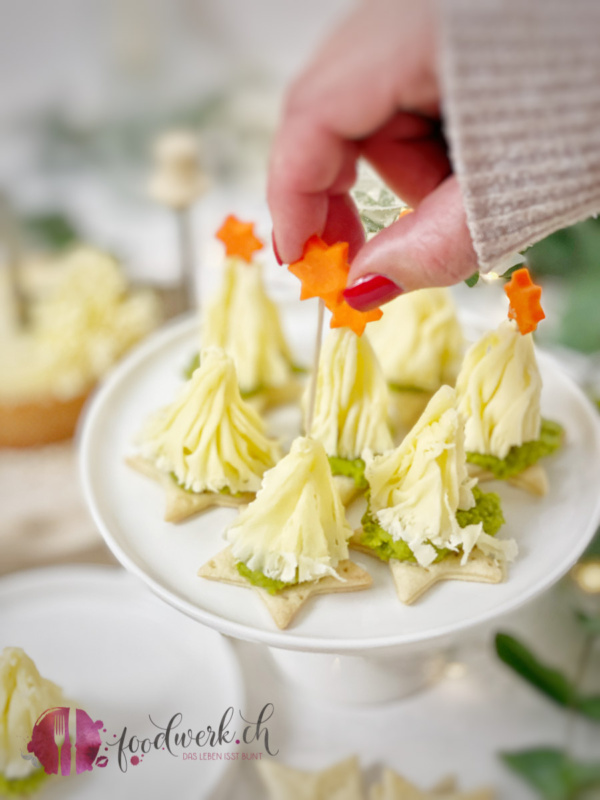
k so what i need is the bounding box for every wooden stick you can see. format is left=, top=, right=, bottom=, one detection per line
left=305, top=298, right=325, bottom=437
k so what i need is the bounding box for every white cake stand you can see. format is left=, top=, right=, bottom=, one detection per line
left=79, top=310, right=600, bottom=703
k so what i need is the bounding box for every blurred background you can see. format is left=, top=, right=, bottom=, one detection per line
left=0, top=0, right=353, bottom=571
left=0, top=0, right=352, bottom=290
left=0, top=2, right=599, bottom=799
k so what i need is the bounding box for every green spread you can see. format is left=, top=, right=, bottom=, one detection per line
left=466, top=419, right=563, bottom=479
left=456, top=486, right=505, bottom=536
left=388, top=383, right=429, bottom=394
left=328, top=456, right=368, bottom=489
left=290, top=363, right=307, bottom=375
left=169, top=473, right=241, bottom=497
left=183, top=351, right=304, bottom=386
left=183, top=351, right=200, bottom=380
left=236, top=562, right=299, bottom=595
left=359, top=486, right=504, bottom=563
left=0, top=769, right=47, bottom=797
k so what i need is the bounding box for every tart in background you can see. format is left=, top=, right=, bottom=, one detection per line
left=0, top=248, right=161, bottom=448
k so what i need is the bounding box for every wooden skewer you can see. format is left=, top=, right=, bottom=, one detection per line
left=305, top=298, right=325, bottom=437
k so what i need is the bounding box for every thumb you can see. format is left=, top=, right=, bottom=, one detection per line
left=343, top=176, right=478, bottom=310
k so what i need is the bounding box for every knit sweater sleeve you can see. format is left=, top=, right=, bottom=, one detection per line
left=437, top=0, right=600, bottom=273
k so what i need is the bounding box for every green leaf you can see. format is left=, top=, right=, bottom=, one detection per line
left=577, top=695, right=600, bottom=720
left=526, top=217, right=600, bottom=278
left=560, top=271, right=600, bottom=353
left=576, top=611, right=600, bottom=636
left=24, top=211, right=79, bottom=250
left=583, top=529, right=600, bottom=560
left=501, top=263, right=525, bottom=279
left=465, top=271, right=480, bottom=287
left=495, top=633, right=576, bottom=707
left=502, top=749, right=600, bottom=800
left=495, top=634, right=600, bottom=722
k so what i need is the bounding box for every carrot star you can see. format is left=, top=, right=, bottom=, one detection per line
left=216, top=215, right=263, bottom=262
left=329, top=300, right=382, bottom=337
left=504, top=267, right=545, bottom=335
left=288, top=235, right=382, bottom=336
left=288, top=236, right=348, bottom=301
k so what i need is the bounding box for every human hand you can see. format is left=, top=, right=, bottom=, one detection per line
left=268, top=0, right=478, bottom=310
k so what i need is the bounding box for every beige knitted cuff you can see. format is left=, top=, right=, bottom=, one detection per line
left=438, top=0, right=600, bottom=272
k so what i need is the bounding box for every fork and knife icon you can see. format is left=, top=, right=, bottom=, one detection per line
left=53, top=710, right=77, bottom=776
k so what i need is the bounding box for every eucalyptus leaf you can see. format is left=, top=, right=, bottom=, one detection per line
left=495, top=634, right=600, bottom=722
left=502, top=748, right=600, bottom=800
left=495, top=634, right=576, bottom=707
left=584, top=529, right=600, bottom=560
left=526, top=217, right=600, bottom=278
left=24, top=212, right=79, bottom=251
left=501, top=263, right=524, bottom=279
left=560, top=271, right=600, bottom=353
left=576, top=611, right=600, bottom=636
left=578, top=695, right=600, bottom=721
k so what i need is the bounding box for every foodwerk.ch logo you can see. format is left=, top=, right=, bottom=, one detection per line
left=25, top=703, right=277, bottom=776
left=26, top=706, right=105, bottom=776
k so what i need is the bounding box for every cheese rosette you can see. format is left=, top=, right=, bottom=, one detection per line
left=0, top=648, right=70, bottom=781
left=0, top=248, right=160, bottom=403
left=456, top=320, right=542, bottom=459
left=307, top=328, right=393, bottom=459
left=139, top=348, right=281, bottom=495
left=226, top=436, right=354, bottom=584
left=364, top=386, right=517, bottom=568
left=201, top=258, right=294, bottom=394
left=367, top=288, right=463, bottom=391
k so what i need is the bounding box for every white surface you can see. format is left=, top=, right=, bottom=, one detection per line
left=0, top=565, right=244, bottom=800
left=80, top=311, right=600, bottom=653
left=227, top=588, right=600, bottom=799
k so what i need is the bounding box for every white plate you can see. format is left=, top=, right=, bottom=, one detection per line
left=80, top=311, right=600, bottom=654
left=0, top=565, right=243, bottom=800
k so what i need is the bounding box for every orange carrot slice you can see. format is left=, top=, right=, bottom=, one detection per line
left=216, top=215, right=263, bottom=262
left=504, top=267, right=545, bottom=335
left=288, top=235, right=382, bottom=336
left=287, top=236, right=348, bottom=300
left=329, top=301, right=382, bottom=336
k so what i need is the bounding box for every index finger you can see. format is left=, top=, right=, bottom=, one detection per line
left=267, top=2, right=438, bottom=263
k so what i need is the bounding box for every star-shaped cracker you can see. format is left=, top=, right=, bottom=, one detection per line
left=467, top=462, right=548, bottom=497
left=126, top=456, right=253, bottom=523
left=370, top=769, right=495, bottom=800
left=289, top=235, right=382, bottom=336
left=350, top=531, right=504, bottom=605
left=257, top=756, right=365, bottom=800
left=504, top=267, right=545, bottom=335
left=198, top=547, right=372, bottom=629
left=216, top=215, right=263, bottom=262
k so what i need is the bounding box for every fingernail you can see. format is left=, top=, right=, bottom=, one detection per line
left=343, top=274, right=403, bottom=311
left=272, top=231, right=283, bottom=266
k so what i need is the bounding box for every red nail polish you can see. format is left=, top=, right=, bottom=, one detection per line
left=272, top=231, right=283, bottom=265
left=343, top=274, right=403, bottom=311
